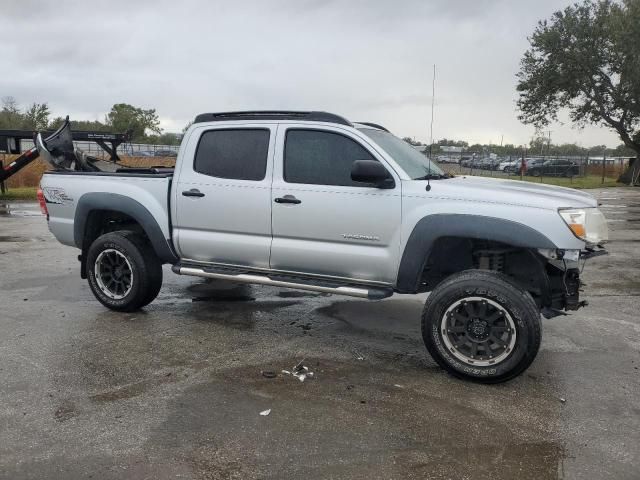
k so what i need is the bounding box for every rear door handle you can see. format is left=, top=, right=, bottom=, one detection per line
left=182, top=189, right=205, bottom=198
left=274, top=195, right=301, bottom=204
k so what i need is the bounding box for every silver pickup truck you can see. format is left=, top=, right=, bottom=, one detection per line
left=38, top=111, right=608, bottom=383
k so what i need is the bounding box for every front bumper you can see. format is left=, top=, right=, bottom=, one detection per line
left=542, top=247, right=607, bottom=314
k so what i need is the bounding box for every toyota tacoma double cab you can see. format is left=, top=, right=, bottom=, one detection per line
left=38, top=111, right=609, bottom=383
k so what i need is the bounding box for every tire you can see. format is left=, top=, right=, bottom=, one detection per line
left=86, top=230, right=163, bottom=312
left=422, top=270, right=541, bottom=383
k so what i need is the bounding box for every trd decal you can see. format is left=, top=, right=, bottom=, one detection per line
left=42, top=187, right=74, bottom=205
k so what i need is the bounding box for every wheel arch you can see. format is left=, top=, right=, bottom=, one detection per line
left=396, top=214, right=557, bottom=294
left=75, top=193, right=178, bottom=268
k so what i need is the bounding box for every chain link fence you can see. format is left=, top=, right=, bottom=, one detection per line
left=429, top=151, right=631, bottom=185
left=15, top=139, right=180, bottom=158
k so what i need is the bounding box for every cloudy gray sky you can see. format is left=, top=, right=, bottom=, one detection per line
left=0, top=0, right=622, bottom=147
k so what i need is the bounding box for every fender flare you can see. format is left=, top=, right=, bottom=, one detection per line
left=396, top=214, right=557, bottom=293
left=74, top=192, right=178, bottom=264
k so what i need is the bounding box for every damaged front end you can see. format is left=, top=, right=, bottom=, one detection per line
left=537, top=205, right=609, bottom=318
left=538, top=246, right=607, bottom=318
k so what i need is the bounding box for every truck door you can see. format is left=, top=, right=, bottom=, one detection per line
left=172, top=124, right=275, bottom=268
left=270, top=125, right=401, bottom=284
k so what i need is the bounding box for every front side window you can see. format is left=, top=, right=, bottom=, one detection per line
left=284, top=129, right=376, bottom=187
left=194, top=129, right=270, bottom=181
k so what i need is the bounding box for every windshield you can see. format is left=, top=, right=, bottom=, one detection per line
left=358, top=128, right=445, bottom=179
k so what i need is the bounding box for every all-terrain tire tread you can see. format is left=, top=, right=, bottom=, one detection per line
left=86, top=230, right=163, bottom=312
left=421, top=269, right=542, bottom=384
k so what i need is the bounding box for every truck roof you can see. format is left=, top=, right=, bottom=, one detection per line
left=193, top=110, right=353, bottom=126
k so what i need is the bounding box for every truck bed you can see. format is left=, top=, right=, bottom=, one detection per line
left=44, top=167, right=174, bottom=178
left=40, top=170, right=173, bottom=249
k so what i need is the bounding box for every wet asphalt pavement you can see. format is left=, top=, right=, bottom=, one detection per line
left=0, top=188, right=639, bottom=479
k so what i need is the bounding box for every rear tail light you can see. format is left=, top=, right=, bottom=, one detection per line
left=37, top=188, right=49, bottom=217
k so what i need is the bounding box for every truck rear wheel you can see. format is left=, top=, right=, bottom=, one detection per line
left=422, top=270, right=541, bottom=383
left=86, top=231, right=163, bottom=312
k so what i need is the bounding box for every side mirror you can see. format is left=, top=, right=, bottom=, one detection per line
left=351, top=160, right=394, bottom=188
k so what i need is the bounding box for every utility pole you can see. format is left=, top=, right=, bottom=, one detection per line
left=601, top=148, right=607, bottom=184
left=0, top=153, right=5, bottom=194
left=544, top=130, right=552, bottom=158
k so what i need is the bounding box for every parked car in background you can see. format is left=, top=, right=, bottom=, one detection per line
left=476, top=157, right=496, bottom=170
left=436, top=155, right=458, bottom=164
left=498, top=159, right=519, bottom=172
left=489, top=158, right=503, bottom=170
left=133, top=150, right=155, bottom=157
left=527, top=159, right=580, bottom=177
left=504, top=160, right=523, bottom=174
left=460, top=156, right=473, bottom=167
left=463, top=157, right=478, bottom=168
left=525, top=157, right=545, bottom=169
left=154, top=149, right=178, bottom=157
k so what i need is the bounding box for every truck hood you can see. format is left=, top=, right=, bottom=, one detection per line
left=405, top=175, right=598, bottom=210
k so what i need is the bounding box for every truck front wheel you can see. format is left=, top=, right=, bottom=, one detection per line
left=422, top=270, right=542, bottom=383
left=86, top=231, right=163, bottom=312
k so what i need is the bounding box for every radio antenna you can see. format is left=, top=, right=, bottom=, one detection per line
left=427, top=63, right=436, bottom=191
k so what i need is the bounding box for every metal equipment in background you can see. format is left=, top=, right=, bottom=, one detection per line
left=0, top=118, right=129, bottom=183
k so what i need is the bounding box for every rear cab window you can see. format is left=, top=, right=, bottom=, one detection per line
left=194, top=129, right=270, bottom=181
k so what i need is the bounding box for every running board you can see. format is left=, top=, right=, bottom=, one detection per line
left=172, top=263, right=393, bottom=300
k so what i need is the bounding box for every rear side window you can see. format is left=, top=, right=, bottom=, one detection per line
left=284, top=129, right=375, bottom=186
left=194, top=129, right=270, bottom=180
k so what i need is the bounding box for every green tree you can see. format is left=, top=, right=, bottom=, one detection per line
left=105, top=103, right=162, bottom=141
left=146, top=132, right=182, bottom=146
left=0, top=96, right=23, bottom=129
left=22, top=102, right=50, bottom=130
left=529, top=129, right=552, bottom=155
left=551, top=143, right=588, bottom=156
left=516, top=0, right=640, bottom=183
left=49, top=116, right=110, bottom=133
left=436, top=138, right=468, bottom=148
left=402, top=136, right=423, bottom=146
left=611, top=143, right=637, bottom=156
left=467, top=143, right=485, bottom=154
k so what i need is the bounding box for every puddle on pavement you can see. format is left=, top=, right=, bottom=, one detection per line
left=0, top=235, right=35, bottom=242
left=187, top=279, right=255, bottom=302
left=189, top=299, right=300, bottom=329
left=277, top=290, right=325, bottom=298
left=191, top=294, right=256, bottom=303
left=0, top=202, right=42, bottom=217
left=145, top=358, right=567, bottom=479
left=89, top=375, right=178, bottom=404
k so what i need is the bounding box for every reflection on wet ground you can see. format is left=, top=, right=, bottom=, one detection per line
left=0, top=201, right=42, bottom=217
left=1, top=190, right=639, bottom=479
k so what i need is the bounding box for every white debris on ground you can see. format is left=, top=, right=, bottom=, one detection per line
left=282, top=360, right=314, bottom=382
left=259, top=409, right=271, bottom=416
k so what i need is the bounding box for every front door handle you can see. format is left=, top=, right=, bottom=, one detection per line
left=182, top=189, right=205, bottom=198
left=274, top=195, right=301, bottom=204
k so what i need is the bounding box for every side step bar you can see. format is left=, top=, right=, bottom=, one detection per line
left=172, top=263, right=393, bottom=300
